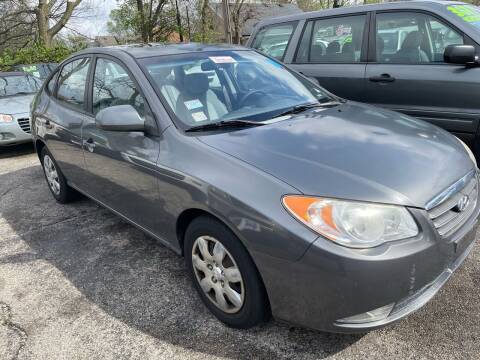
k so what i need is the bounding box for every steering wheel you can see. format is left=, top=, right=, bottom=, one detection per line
left=239, top=90, right=269, bottom=107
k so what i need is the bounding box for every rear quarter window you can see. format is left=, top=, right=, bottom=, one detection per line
left=251, top=21, right=298, bottom=60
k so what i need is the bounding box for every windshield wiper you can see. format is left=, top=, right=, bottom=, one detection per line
left=274, top=101, right=342, bottom=118
left=185, top=119, right=264, bottom=133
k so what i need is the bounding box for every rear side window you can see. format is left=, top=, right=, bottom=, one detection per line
left=295, top=15, right=366, bottom=63
left=375, top=12, right=465, bottom=64
left=57, top=58, right=91, bottom=110
left=251, top=22, right=297, bottom=60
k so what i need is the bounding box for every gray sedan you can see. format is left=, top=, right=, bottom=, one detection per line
left=31, top=44, right=479, bottom=333
left=0, top=72, right=41, bottom=146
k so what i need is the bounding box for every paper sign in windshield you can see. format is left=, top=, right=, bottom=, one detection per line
left=209, top=56, right=237, bottom=64
left=192, top=111, right=208, bottom=122
left=447, top=5, right=480, bottom=23
left=184, top=99, right=203, bottom=110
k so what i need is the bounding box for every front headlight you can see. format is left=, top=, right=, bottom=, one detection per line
left=456, top=137, right=477, bottom=168
left=0, top=114, right=13, bottom=123
left=283, top=196, right=418, bottom=248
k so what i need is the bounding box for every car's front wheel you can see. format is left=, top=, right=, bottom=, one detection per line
left=185, top=216, right=269, bottom=328
left=40, top=147, right=78, bottom=203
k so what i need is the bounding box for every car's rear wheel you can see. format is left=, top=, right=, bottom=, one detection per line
left=185, top=216, right=269, bottom=328
left=40, top=147, right=78, bottom=203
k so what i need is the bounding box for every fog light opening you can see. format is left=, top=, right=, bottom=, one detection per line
left=335, top=303, right=395, bottom=325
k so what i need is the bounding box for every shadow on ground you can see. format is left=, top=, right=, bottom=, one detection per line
left=0, top=143, right=35, bottom=159
left=0, top=165, right=362, bottom=359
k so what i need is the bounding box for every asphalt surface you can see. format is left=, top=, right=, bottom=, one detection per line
left=0, top=143, right=479, bottom=360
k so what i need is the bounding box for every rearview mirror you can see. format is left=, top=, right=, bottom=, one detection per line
left=95, top=105, right=145, bottom=132
left=444, top=45, right=476, bottom=65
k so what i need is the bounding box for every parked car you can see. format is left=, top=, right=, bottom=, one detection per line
left=248, top=0, right=480, bottom=156
left=32, top=44, right=479, bottom=333
left=14, top=63, right=58, bottom=81
left=0, top=72, right=41, bottom=146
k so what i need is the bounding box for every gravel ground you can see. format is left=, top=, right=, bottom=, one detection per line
left=0, top=143, right=479, bottom=360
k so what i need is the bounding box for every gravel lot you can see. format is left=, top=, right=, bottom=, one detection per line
left=1, top=143, right=479, bottom=360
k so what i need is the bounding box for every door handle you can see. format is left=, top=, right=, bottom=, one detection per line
left=369, top=74, right=395, bottom=83
left=44, top=119, right=53, bottom=130
left=83, top=138, right=96, bottom=153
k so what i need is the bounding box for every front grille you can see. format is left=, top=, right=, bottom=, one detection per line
left=427, top=173, right=478, bottom=237
left=17, top=118, right=31, bottom=133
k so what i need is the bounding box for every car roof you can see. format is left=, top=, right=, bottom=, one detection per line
left=253, top=0, right=468, bottom=27
left=75, top=42, right=248, bottom=59
left=0, top=71, right=29, bottom=77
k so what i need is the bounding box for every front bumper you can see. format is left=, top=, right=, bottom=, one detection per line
left=253, top=201, right=479, bottom=333
left=0, top=114, right=32, bottom=146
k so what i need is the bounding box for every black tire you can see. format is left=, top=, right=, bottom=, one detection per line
left=185, top=215, right=270, bottom=329
left=40, top=147, right=78, bottom=203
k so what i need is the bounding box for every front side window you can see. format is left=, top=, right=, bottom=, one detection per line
left=92, top=58, right=145, bottom=117
left=251, top=22, right=297, bottom=60
left=295, top=15, right=366, bottom=63
left=376, top=12, right=464, bottom=63
left=141, top=50, right=332, bottom=129
left=57, top=57, right=91, bottom=110
left=0, top=74, right=41, bottom=97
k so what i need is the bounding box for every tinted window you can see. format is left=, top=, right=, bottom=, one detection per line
left=251, top=22, right=297, bottom=60
left=295, top=15, right=366, bottom=63
left=57, top=58, right=91, bottom=110
left=376, top=12, right=464, bottom=63
left=93, top=58, right=145, bottom=117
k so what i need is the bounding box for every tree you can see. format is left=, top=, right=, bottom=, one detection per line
left=0, top=0, right=87, bottom=51
left=108, top=0, right=177, bottom=42
left=36, top=0, right=83, bottom=47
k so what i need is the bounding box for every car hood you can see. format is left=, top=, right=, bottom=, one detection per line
left=0, top=94, right=34, bottom=115
left=199, top=102, right=474, bottom=208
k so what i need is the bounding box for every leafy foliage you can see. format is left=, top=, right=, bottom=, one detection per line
left=0, top=43, right=85, bottom=71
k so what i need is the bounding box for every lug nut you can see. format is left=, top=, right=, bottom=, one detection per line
left=212, top=277, right=217, bottom=283
left=207, top=264, right=213, bottom=270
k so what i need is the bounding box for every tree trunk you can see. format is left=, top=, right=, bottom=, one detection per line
left=36, top=0, right=50, bottom=47
left=201, top=0, right=209, bottom=42
left=136, top=0, right=148, bottom=42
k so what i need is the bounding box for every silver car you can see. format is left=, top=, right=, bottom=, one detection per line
left=0, top=72, right=41, bottom=146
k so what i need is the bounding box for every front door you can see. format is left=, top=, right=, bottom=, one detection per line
left=81, top=57, right=161, bottom=234
left=364, top=11, right=480, bottom=146
left=288, top=14, right=369, bottom=101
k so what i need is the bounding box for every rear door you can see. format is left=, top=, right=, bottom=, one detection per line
left=287, top=13, right=370, bottom=101
left=81, top=56, right=162, bottom=234
left=364, top=10, right=480, bottom=146
left=41, top=56, right=92, bottom=185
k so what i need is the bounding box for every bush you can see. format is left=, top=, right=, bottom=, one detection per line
left=0, top=43, right=85, bottom=71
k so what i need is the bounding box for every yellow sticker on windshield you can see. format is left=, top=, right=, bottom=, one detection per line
left=447, top=5, right=480, bottom=23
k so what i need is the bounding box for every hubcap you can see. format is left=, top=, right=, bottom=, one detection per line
left=43, top=155, right=61, bottom=196
left=191, top=236, right=245, bottom=314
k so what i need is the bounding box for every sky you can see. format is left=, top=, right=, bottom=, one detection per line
left=68, top=0, right=119, bottom=38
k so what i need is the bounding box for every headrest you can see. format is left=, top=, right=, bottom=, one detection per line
left=184, top=73, right=209, bottom=96
left=402, top=31, right=423, bottom=50
left=201, top=61, right=216, bottom=71
left=327, top=41, right=340, bottom=54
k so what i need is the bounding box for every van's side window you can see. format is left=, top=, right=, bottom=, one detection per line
left=251, top=22, right=297, bottom=61
left=376, top=12, right=464, bottom=64
left=295, top=15, right=366, bottom=63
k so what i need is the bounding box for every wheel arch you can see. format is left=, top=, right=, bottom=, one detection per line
left=35, top=138, right=46, bottom=161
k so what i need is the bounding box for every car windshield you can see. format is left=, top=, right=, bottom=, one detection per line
left=0, top=74, right=41, bottom=97
left=446, top=4, right=480, bottom=30
left=140, top=50, right=332, bottom=129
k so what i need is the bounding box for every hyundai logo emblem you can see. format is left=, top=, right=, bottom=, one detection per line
left=456, top=195, right=470, bottom=212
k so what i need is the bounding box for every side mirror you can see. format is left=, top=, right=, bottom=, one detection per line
left=95, top=105, right=144, bottom=132
left=444, top=45, right=476, bottom=65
